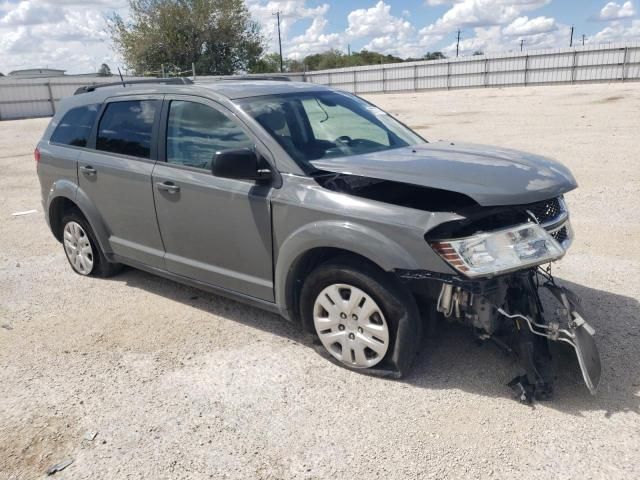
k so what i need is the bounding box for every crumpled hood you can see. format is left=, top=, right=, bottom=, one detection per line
left=310, top=141, right=578, bottom=206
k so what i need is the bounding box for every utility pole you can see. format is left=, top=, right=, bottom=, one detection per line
left=348, top=44, right=351, bottom=56
left=520, top=39, right=524, bottom=52
left=456, top=29, right=461, bottom=57
left=273, top=11, right=283, bottom=73
left=569, top=26, right=574, bottom=47
left=582, top=34, right=586, bottom=46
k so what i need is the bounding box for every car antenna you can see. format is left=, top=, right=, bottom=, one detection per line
left=117, top=67, right=126, bottom=88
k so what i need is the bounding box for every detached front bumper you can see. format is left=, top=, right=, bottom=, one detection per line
left=397, top=267, right=602, bottom=399
left=498, top=282, right=601, bottom=395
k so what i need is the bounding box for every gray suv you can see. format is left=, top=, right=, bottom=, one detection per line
left=37, top=78, right=600, bottom=401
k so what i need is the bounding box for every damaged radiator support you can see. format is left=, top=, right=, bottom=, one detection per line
left=435, top=271, right=601, bottom=400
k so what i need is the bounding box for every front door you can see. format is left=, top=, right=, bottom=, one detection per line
left=78, top=97, right=165, bottom=268
left=152, top=96, right=274, bottom=301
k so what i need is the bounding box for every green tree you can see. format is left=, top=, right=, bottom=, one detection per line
left=108, top=0, right=264, bottom=76
left=423, top=51, right=446, bottom=60
left=97, top=63, right=112, bottom=76
left=296, top=49, right=404, bottom=72
left=285, top=58, right=305, bottom=72
left=249, top=52, right=282, bottom=73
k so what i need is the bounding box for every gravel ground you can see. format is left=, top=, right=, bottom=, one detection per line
left=1, top=83, right=639, bottom=479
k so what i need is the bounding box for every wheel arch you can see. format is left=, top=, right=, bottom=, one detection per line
left=275, top=220, right=420, bottom=322
left=47, top=184, right=111, bottom=255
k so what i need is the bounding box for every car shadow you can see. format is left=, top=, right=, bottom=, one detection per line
left=112, top=268, right=640, bottom=416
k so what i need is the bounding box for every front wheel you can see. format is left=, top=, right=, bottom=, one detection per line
left=300, top=259, right=421, bottom=376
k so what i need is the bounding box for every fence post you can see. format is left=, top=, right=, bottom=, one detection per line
left=524, top=54, right=529, bottom=86
left=353, top=70, right=357, bottom=94
left=446, top=61, right=451, bottom=90
left=622, top=47, right=629, bottom=81
left=484, top=58, right=488, bottom=87
left=570, top=50, right=577, bottom=84
left=46, top=82, right=56, bottom=115
left=328, top=71, right=332, bottom=87
left=413, top=64, right=418, bottom=91
left=382, top=67, right=386, bottom=93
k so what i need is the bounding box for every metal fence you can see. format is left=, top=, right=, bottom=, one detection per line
left=0, top=76, right=149, bottom=121
left=304, top=42, right=640, bottom=94
left=1, top=42, right=638, bottom=121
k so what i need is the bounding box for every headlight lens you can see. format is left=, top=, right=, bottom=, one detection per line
left=431, top=223, right=565, bottom=277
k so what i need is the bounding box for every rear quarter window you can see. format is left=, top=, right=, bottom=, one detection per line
left=50, top=104, right=100, bottom=147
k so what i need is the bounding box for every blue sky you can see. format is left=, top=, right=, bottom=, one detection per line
left=1, top=0, right=638, bottom=73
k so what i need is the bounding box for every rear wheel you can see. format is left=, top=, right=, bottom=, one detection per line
left=61, top=211, right=121, bottom=277
left=300, top=259, right=421, bottom=376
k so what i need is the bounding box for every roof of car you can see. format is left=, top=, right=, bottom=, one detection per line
left=197, top=80, right=331, bottom=99
left=74, top=80, right=332, bottom=102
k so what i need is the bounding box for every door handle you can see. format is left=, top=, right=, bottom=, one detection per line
left=80, top=165, right=97, bottom=176
left=156, top=181, right=180, bottom=194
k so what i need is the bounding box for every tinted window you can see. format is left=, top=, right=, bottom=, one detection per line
left=50, top=104, right=100, bottom=147
left=97, top=100, right=159, bottom=159
left=167, top=101, right=254, bottom=170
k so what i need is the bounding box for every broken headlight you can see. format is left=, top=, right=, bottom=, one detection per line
left=431, top=223, right=565, bottom=278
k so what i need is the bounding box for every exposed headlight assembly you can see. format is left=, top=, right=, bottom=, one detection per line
left=431, top=223, right=566, bottom=278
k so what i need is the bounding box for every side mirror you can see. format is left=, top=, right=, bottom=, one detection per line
left=212, top=148, right=271, bottom=181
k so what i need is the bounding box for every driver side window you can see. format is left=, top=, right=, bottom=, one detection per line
left=166, top=101, right=254, bottom=170
left=301, top=98, right=389, bottom=146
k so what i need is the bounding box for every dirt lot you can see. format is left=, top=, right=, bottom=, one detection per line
left=1, top=83, right=639, bottom=479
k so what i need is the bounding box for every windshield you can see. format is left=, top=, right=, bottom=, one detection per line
left=237, top=91, right=425, bottom=169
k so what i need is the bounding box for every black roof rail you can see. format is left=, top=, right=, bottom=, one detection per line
left=74, top=77, right=194, bottom=95
left=211, top=75, right=292, bottom=82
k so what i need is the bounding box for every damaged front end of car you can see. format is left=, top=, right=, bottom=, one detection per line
left=399, top=196, right=601, bottom=402
left=309, top=144, right=601, bottom=401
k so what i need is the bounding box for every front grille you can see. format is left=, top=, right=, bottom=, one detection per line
left=550, top=226, right=568, bottom=244
left=526, top=197, right=564, bottom=224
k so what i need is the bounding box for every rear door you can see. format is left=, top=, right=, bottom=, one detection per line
left=78, top=96, right=165, bottom=268
left=151, top=95, right=275, bottom=301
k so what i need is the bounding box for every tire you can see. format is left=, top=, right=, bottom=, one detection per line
left=300, top=258, right=421, bottom=378
left=61, top=210, right=121, bottom=278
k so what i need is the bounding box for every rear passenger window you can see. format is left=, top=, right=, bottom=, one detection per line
left=166, top=101, right=253, bottom=170
left=50, top=104, right=100, bottom=147
left=97, top=100, right=159, bottom=159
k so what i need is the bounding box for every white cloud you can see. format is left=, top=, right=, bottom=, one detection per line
left=440, top=21, right=571, bottom=56
left=346, top=1, right=413, bottom=40
left=591, top=19, right=640, bottom=42
left=345, top=1, right=425, bottom=57
left=597, top=1, right=636, bottom=21
left=417, top=0, right=570, bottom=56
left=425, top=0, right=551, bottom=34
left=247, top=0, right=329, bottom=41
left=286, top=16, right=341, bottom=59
left=503, top=16, right=557, bottom=36
left=0, top=0, right=64, bottom=26
left=0, top=0, right=125, bottom=74
left=424, top=0, right=458, bottom=5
